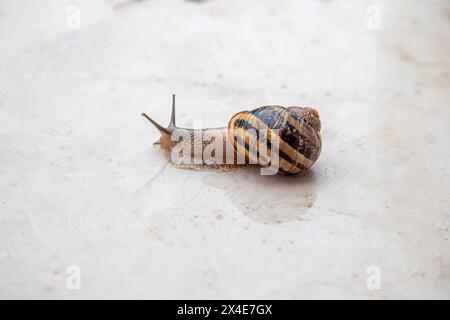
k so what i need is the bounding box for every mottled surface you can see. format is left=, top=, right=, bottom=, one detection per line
left=0, top=0, right=449, bottom=299
left=228, top=105, right=322, bottom=174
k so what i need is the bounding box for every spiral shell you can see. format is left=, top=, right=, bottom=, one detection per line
left=228, top=105, right=322, bottom=175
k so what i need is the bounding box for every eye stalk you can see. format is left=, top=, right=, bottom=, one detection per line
left=141, top=94, right=177, bottom=135
left=169, top=94, right=176, bottom=129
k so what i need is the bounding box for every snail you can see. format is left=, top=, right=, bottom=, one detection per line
left=141, top=95, right=322, bottom=175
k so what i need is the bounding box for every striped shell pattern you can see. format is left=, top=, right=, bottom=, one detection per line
left=228, top=106, right=322, bottom=175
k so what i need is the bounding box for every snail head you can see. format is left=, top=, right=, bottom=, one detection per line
left=141, top=94, right=177, bottom=150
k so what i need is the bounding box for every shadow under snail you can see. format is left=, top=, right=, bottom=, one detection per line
left=141, top=95, right=322, bottom=175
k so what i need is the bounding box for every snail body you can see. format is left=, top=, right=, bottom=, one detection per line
left=141, top=95, right=322, bottom=175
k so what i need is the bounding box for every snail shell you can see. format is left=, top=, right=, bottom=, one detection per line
left=228, top=105, right=322, bottom=175
left=142, top=95, right=322, bottom=175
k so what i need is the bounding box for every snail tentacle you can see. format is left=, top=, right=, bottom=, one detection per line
left=140, top=112, right=172, bottom=135
left=169, top=94, right=176, bottom=129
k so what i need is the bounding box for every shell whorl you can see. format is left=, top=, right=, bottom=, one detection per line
left=228, top=105, right=322, bottom=175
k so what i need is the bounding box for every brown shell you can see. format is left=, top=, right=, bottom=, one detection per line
left=228, top=105, right=322, bottom=175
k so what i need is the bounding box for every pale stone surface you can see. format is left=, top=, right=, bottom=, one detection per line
left=0, top=0, right=449, bottom=299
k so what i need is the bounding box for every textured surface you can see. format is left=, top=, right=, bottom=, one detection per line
left=0, top=0, right=449, bottom=299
